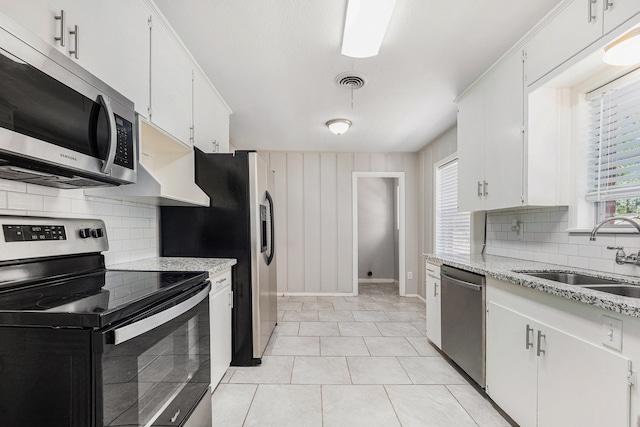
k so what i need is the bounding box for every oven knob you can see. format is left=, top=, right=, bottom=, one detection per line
left=91, top=228, right=104, bottom=238
left=79, top=228, right=91, bottom=239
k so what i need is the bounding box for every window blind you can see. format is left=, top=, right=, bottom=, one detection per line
left=586, top=77, right=640, bottom=202
left=435, top=159, right=470, bottom=254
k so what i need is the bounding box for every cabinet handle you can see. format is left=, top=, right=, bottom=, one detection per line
left=588, top=0, right=597, bottom=23
left=216, top=277, right=227, bottom=284
left=477, top=181, right=483, bottom=197
left=605, top=0, right=613, bottom=10
left=434, top=283, right=439, bottom=297
left=483, top=180, right=488, bottom=196
left=69, top=25, right=79, bottom=59
left=536, top=330, right=546, bottom=356
left=54, top=10, right=65, bottom=47
left=525, top=324, right=534, bottom=349
left=228, top=291, right=234, bottom=308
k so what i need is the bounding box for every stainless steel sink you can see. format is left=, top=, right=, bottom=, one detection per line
left=517, top=271, right=623, bottom=285
left=580, top=285, right=640, bottom=298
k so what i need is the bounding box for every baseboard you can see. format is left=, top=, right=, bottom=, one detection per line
left=406, top=293, right=426, bottom=302
left=357, top=278, right=397, bottom=284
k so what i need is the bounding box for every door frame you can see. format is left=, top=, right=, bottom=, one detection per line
left=352, top=171, right=406, bottom=296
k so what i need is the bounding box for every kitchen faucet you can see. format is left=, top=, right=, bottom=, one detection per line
left=590, top=215, right=640, bottom=265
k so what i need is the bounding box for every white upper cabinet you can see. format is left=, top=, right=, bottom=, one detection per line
left=457, top=51, right=524, bottom=212
left=193, top=68, right=217, bottom=153
left=525, top=0, right=640, bottom=87
left=193, top=68, right=231, bottom=153
left=70, top=1, right=151, bottom=118
left=603, top=0, right=640, bottom=34
left=525, top=0, right=603, bottom=86
left=0, top=1, right=150, bottom=117
left=149, top=11, right=193, bottom=147
left=457, top=79, right=486, bottom=213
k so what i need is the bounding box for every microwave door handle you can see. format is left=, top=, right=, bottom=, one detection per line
left=97, top=94, right=117, bottom=174
left=112, top=283, right=211, bottom=345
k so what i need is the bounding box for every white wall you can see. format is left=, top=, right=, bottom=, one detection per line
left=0, top=179, right=158, bottom=266
left=357, top=177, right=397, bottom=280
left=260, top=151, right=419, bottom=295
left=417, top=126, right=457, bottom=298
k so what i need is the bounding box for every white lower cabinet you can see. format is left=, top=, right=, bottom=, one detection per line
left=425, top=262, right=441, bottom=349
left=209, top=269, right=232, bottom=388
left=487, top=300, right=631, bottom=427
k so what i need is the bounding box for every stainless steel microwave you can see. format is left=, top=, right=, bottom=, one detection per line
left=0, top=14, right=136, bottom=189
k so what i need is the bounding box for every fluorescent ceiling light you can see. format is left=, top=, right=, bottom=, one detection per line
left=603, top=28, right=640, bottom=66
left=326, top=119, right=352, bottom=135
left=341, top=0, right=397, bottom=58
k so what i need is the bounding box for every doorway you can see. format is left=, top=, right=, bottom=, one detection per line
left=352, top=172, right=405, bottom=296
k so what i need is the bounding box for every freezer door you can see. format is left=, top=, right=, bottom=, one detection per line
left=249, top=153, right=277, bottom=359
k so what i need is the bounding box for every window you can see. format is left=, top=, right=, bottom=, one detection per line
left=435, top=156, right=470, bottom=254
left=586, top=72, right=640, bottom=224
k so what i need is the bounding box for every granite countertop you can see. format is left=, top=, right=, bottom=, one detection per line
left=110, top=257, right=237, bottom=278
left=423, top=253, right=640, bottom=318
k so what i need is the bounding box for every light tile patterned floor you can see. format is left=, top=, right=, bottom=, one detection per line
left=211, top=283, right=513, bottom=426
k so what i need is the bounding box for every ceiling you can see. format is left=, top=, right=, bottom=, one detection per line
left=154, top=0, right=562, bottom=153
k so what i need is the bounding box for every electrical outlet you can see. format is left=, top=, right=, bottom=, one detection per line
left=602, top=315, right=623, bottom=351
left=407, top=272, right=413, bottom=279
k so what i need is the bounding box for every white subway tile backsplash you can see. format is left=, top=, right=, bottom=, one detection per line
left=8, top=192, right=43, bottom=211
left=484, top=206, right=640, bottom=274
left=0, top=178, right=158, bottom=267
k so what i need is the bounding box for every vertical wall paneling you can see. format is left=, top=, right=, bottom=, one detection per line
left=267, top=152, right=288, bottom=293
left=353, top=153, right=371, bottom=171
left=336, top=154, right=354, bottom=292
left=320, top=153, right=338, bottom=292
left=386, top=153, right=403, bottom=172
left=303, top=153, right=322, bottom=292
left=403, top=154, right=418, bottom=295
left=286, top=153, right=305, bottom=292
left=370, top=153, right=386, bottom=171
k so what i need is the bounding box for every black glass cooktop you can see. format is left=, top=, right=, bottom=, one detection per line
left=0, top=270, right=208, bottom=328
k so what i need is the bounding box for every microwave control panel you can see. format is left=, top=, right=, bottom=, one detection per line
left=114, top=115, right=134, bottom=170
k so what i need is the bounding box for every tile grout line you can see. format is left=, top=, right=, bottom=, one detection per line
left=443, top=384, right=482, bottom=427
left=382, top=384, right=404, bottom=427
left=240, top=383, right=260, bottom=427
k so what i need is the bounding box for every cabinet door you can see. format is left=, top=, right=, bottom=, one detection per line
left=193, top=68, right=217, bottom=153
left=603, top=0, right=640, bottom=34
left=210, top=271, right=233, bottom=387
left=150, top=14, right=193, bottom=146
left=70, top=0, right=150, bottom=118
left=0, top=0, right=68, bottom=54
left=486, top=302, right=538, bottom=427
left=212, top=91, right=231, bottom=153
left=537, top=322, right=631, bottom=427
left=483, top=51, right=524, bottom=211
left=457, top=82, right=485, bottom=212
left=425, top=263, right=441, bottom=348
left=525, top=0, right=603, bottom=86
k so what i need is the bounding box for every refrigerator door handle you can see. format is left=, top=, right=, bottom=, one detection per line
left=265, top=190, right=275, bottom=266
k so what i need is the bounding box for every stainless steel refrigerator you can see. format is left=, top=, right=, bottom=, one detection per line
left=160, top=150, right=277, bottom=366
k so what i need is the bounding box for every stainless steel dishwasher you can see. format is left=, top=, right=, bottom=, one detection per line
left=441, top=265, right=486, bottom=388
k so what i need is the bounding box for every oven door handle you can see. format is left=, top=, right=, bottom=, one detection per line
left=113, top=283, right=211, bottom=345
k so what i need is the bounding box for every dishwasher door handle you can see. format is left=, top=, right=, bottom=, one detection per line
left=441, top=273, right=483, bottom=291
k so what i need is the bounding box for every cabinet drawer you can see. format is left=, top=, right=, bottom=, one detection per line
left=210, top=269, right=232, bottom=293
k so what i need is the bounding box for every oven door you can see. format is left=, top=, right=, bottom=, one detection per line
left=98, top=282, right=211, bottom=427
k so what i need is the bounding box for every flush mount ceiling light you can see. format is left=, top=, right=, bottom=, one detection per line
left=603, top=28, right=640, bottom=66
left=326, top=119, right=352, bottom=135
left=341, top=0, right=397, bottom=58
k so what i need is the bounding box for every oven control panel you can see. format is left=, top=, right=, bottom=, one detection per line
left=0, top=216, right=108, bottom=261
left=3, top=224, right=67, bottom=242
